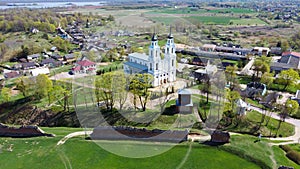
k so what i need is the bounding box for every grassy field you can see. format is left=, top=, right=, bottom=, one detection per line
left=186, top=16, right=236, bottom=25
left=0, top=127, right=261, bottom=169
left=0, top=127, right=299, bottom=169
left=230, top=18, right=267, bottom=26
left=224, top=110, right=294, bottom=137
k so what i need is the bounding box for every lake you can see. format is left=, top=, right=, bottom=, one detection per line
left=0, top=1, right=107, bottom=9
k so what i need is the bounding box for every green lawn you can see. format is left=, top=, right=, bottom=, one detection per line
left=224, top=110, right=294, bottom=137
left=0, top=127, right=261, bottom=169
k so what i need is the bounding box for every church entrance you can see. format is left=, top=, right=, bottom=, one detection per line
left=164, top=79, right=167, bottom=83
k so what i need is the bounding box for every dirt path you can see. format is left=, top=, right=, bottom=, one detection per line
left=57, top=131, right=92, bottom=146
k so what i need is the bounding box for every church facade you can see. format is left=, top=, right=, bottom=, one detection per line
left=124, top=32, right=177, bottom=87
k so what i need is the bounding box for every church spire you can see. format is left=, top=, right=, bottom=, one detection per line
left=168, top=26, right=173, bottom=39
left=151, top=28, right=158, bottom=41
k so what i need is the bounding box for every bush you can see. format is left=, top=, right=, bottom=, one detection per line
left=279, top=145, right=292, bottom=153
left=286, top=150, right=300, bottom=165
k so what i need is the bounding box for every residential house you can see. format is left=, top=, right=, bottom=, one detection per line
left=22, top=62, right=37, bottom=70
left=202, top=44, right=216, bottom=52
left=193, top=63, right=217, bottom=81
left=64, top=53, right=76, bottom=63
left=71, top=58, right=96, bottom=74
left=12, top=63, right=22, bottom=70
left=192, top=57, right=209, bottom=66
left=30, top=68, right=50, bottom=76
left=51, top=53, right=64, bottom=61
left=271, top=51, right=300, bottom=73
left=50, top=46, right=58, bottom=52
left=252, top=47, right=270, bottom=56
left=27, top=54, right=40, bottom=62
left=260, top=92, right=280, bottom=108
left=270, top=47, right=282, bottom=55
left=241, top=82, right=267, bottom=99
left=4, top=71, right=20, bottom=79
left=40, top=58, right=63, bottom=68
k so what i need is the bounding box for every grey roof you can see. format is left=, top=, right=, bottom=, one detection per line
left=124, top=62, right=148, bottom=71
left=64, top=53, right=75, bottom=59
left=178, top=89, right=191, bottom=95
left=271, top=62, right=295, bottom=69
left=129, top=53, right=149, bottom=61
left=28, top=53, right=40, bottom=58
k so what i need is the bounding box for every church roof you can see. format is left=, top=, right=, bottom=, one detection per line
left=124, top=62, right=148, bottom=71
left=129, top=53, right=149, bottom=61
left=151, top=34, right=158, bottom=41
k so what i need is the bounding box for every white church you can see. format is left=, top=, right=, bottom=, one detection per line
left=124, top=30, right=177, bottom=87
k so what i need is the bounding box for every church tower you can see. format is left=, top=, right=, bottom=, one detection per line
left=164, top=27, right=176, bottom=82
left=148, top=32, right=161, bottom=86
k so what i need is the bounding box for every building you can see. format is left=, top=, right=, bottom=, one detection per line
left=291, top=90, right=300, bottom=105
left=64, top=53, right=76, bottom=63
left=4, top=71, right=20, bottom=79
left=253, top=47, right=270, bottom=56
left=202, top=44, right=216, bottom=52
left=124, top=30, right=177, bottom=87
left=271, top=52, right=300, bottom=73
left=72, top=58, right=96, bottom=74
left=30, top=67, right=50, bottom=76
left=236, top=99, right=248, bottom=116
left=176, top=89, right=193, bottom=114
left=22, top=62, right=37, bottom=70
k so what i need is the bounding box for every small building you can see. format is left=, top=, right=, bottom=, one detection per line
left=236, top=99, right=248, bottom=116
left=202, top=44, right=216, bottom=52
left=27, top=54, right=40, bottom=61
left=242, top=82, right=267, bottom=99
left=40, top=58, right=62, bottom=68
left=50, top=46, right=58, bottom=52
left=30, top=27, right=39, bottom=34
left=4, top=71, right=20, bottom=79
left=270, top=47, right=282, bottom=55
left=260, top=92, right=280, bottom=108
left=211, top=130, right=230, bottom=143
left=51, top=53, right=64, bottom=61
left=64, top=53, right=76, bottom=63
left=253, top=47, right=270, bottom=56
left=22, top=62, right=37, bottom=70
left=192, top=57, right=209, bottom=66
left=30, top=67, right=50, bottom=76
left=291, top=90, right=300, bottom=105
left=193, top=63, right=217, bottom=82
left=176, top=89, right=193, bottom=114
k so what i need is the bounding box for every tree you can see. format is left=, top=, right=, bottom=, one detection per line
left=1, top=87, right=11, bottom=103
left=130, top=73, right=153, bottom=111
left=35, top=74, right=53, bottom=103
left=225, top=65, right=238, bottom=90
left=16, top=76, right=29, bottom=97
left=95, top=72, right=115, bottom=110
left=252, top=56, right=271, bottom=79
left=260, top=72, right=274, bottom=87
left=285, top=100, right=299, bottom=116
left=112, top=72, right=129, bottom=112
left=199, top=76, right=210, bottom=104
left=277, top=69, right=300, bottom=90
left=226, top=89, right=241, bottom=114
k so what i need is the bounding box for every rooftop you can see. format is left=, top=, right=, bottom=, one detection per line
left=124, top=62, right=148, bottom=71
left=129, top=52, right=149, bottom=61
left=282, top=51, right=300, bottom=58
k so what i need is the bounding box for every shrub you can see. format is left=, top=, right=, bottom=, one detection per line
left=286, top=150, right=300, bottom=165
left=279, top=145, right=292, bottom=153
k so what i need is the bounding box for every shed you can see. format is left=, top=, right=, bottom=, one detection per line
left=236, top=99, right=248, bottom=116
left=176, top=89, right=193, bottom=114
left=211, top=130, right=230, bottom=143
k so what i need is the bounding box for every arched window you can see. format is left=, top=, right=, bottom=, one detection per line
left=151, top=50, right=153, bottom=57
left=150, top=63, right=152, bottom=71
left=156, top=63, right=158, bottom=70
left=172, top=59, right=174, bottom=67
